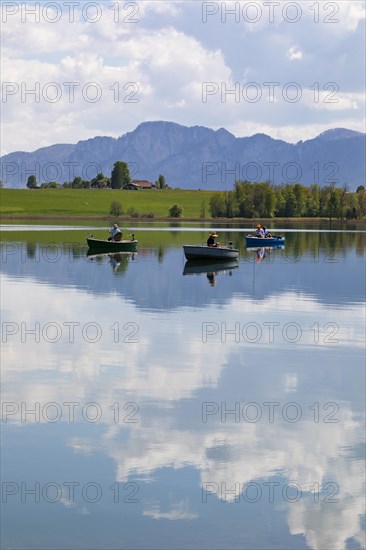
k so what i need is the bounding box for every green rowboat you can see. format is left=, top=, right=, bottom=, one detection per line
left=86, top=236, right=138, bottom=253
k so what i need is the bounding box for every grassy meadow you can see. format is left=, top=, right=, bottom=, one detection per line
left=1, top=189, right=364, bottom=227
left=0, top=189, right=214, bottom=219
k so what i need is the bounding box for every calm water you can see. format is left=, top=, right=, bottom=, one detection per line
left=1, top=226, right=365, bottom=550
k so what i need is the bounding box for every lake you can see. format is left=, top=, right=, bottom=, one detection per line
left=1, top=224, right=365, bottom=550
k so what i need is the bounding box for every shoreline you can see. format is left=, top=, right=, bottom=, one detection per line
left=0, top=215, right=365, bottom=225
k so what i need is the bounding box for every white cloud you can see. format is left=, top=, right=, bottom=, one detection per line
left=226, top=118, right=366, bottom=144
left=136, top=0, right=183, bottom=18
left=1, top=1, right=365, bottom=152
left=143, top=498, right=198, bottom=520
left=287, top=46, right=303, bottom=61
left=306, top=91, right=365, bottom=112
left=2, top=275, right=365, bottom=412
left=336, top=1, right=366, bottom=32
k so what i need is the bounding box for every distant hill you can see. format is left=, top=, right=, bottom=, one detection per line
left=1, top=122, right=365, bottom=190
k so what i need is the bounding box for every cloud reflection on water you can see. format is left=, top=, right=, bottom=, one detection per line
left=1, top=271, right=365, bottom=549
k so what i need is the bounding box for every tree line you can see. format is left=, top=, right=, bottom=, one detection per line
left=26, top=162, right=168, bottom=190
left=209, top=181, right=366, bottom=220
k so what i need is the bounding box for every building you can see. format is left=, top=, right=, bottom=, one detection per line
left=125, top=180, right=156, bottom=190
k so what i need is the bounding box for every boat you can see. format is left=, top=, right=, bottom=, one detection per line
left=183, top=259, right=239, bottom=275
left=183, top=244, right=239, bottom=260
left=86, top=236, right=138, bottom=253
left=245, top=235, right=285, bottom=247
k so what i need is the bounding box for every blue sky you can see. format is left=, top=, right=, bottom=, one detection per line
left=1, top=0, right=365, bottom=153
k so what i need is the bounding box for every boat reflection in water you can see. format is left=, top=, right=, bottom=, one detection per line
left=246, top=244, right=285, bottom=263
left=86, top=250, right=137, bottom=273
left=183, top=259, right=239, bottom=286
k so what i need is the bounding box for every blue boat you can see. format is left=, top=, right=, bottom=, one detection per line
left=245, top=235, right=285, bottom=247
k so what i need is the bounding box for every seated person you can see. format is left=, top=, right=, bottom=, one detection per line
left=255, top=224, right=264, bottom=237
left=262, top=226, right=272, bottom=238
left=108, top=223, right=122, bottom=241
left=207, top=232, right=219, bottom=247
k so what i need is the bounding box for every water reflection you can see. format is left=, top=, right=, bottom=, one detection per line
left=245, top=245, right=284, bottom=263
left=1, top=238, right=364, bottom=308
left=1, top=229, right=365, bottom=550
left=183, top=259, right=238, bottom=287
left=87, top=251, right=138, bottom=274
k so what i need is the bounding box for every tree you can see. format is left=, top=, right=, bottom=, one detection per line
left=252, top=183, right=267, bottom=217
left=356, top=185, right=365, bottom=193
left=284, top=190, right=296, bottom=217
left=209, top=192, right=226, bottom=218
left=224, top=190, right=236, bottom=218
left=356, top=187, right=366, bottom=217
left=72, top=176, right=83, bottom=188
left=40, top=181, right=60, bottom=188
left=338, top=184, right=348, bottom=220
left=127, top=206, right=138, bottom=218
left=111, top=161, right=131, bottom=189
left=345, top=193, right=359, bottom=219
left=319, top=186, right=331, bottom=217
left=91, top=172, right=110, bottom=188
left=156, top=174, right=167, bottom=189
left=262, top=185, right=276, bottom=217
left=292, top=183, right=305, bottom=216
left=305, top=184, right=320, bottom=217
left=27, top=175, right=37, bottom=189
left=169, top=204, right=183, bottom=217
left=234, top=182, right=255, bottom=217
left=327, top=189, right=339, bottom=221
left=109, top=201, right=123, bottom=217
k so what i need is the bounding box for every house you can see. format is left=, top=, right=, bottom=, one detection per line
left=125, top=180, right=157, bottom=190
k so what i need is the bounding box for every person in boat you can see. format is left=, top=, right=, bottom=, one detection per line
left=207, top=232, right=219, bottom=247
left=108, top=223, right=122, bottom=241
left=254, top=224, right=264, bottom=237
left=262, top=226, right=272, bottom=238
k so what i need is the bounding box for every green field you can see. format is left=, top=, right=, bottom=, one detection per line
left=1, top=189, right=364, bottom=227
left=0, top=189, right=214, bottom=219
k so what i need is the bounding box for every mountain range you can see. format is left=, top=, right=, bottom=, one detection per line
left=1, top=121, right=365, bottom=190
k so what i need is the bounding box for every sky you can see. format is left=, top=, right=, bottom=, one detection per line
left=1, top=0, right=365, bottom=154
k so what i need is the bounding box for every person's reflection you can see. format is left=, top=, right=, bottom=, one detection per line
left=157, top=245, right=165, bottom=263
left=26, top=242, right=37, bottom=258
left=207, top=272, right=216, bottom=286
left=206, top=268, right=234, bottom=285
left=256, top=248, right=266, bottom=263
left=109, top=253, right=121, bottom=272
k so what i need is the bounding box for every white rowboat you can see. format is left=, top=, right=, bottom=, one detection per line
left=183, top=245, right=239, bottom=260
